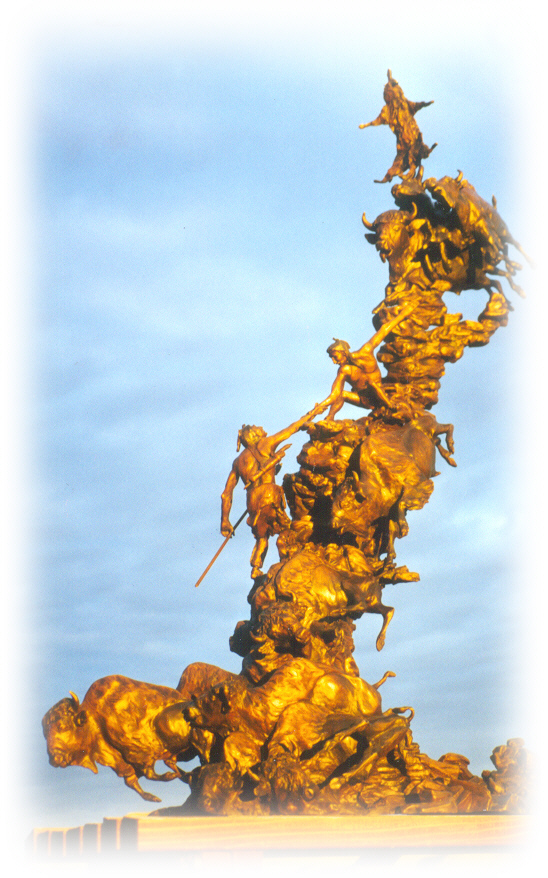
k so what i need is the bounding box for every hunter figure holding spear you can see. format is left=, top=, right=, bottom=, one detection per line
left=220, top=404, right=325, bottom=579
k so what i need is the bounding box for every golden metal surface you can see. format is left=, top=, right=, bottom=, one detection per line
left=43, top=73, right=530, bottom=818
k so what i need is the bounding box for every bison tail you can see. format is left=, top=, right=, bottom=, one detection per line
left=373, top=670, right=396, bottom=689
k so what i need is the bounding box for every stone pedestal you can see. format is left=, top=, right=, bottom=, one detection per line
left=30, top=813, right=529, bottom=864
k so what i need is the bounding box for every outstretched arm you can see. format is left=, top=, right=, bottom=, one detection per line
left=262, top=401, right=326, bottom=453
left=220, top=467, right=239, bottom=537
left=318, top=366, right=350, bottom=410
left=359, top=106, right=389, bottom=129
left=408, top=99, right=434, bottom=116
left=353, top=303, right=414, bottom=356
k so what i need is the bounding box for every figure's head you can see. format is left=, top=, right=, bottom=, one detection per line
left=237, top=425, right=266, bottom=450
left=327, top=339, right=350, bottom=364
left=383, top=69, right=403, bottom=105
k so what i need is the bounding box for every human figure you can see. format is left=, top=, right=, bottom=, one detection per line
left=321, top=303, right=414, bottom=419
left=221, top=404, right=325, bottom=578
left=360, top=70, right=436, bottom=184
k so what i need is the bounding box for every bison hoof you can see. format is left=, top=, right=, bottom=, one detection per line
left=140, top=791, right=162, bottom=803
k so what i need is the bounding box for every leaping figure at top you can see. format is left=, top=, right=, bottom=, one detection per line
left=360, top=70, right=437, bottom=184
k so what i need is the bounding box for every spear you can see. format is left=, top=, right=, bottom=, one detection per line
left=193, top=443, right=292, bottom=588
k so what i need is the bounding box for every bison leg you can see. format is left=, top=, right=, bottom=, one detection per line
left=375, top=604, right=394, bottom=652
left=224, top=732, right=262, bottom=773
left=120, top=771, right=161, bottom=803
left=435, top=438, right=456, bottom=467
left=349, top=579, right=395, bottom=652
left=163, top=755, right=187, bottom=778
left=142, top=764, right=180, bottom=782
left=269, top=702, right=329, bottom=759
left=83, top=739, right=163, bottom=802
left=435, top=422, right=454, bottom=454
left=433, top=422, right=456, bottom=466
left=336, top=712, right=411, bottom=783
left=377, top=493, right=407, bottom=563
left=384, top=516, right=400, bottom=563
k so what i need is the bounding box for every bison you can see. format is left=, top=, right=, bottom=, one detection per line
left=168, top=658, right=413, bottom=813
left=424, top=172, right=529, bottom=298
left=42, top=662, right=237, bottom=802
left=179, top=658, right=398, bottom=774
left=331, top=412, right=454, bottom=569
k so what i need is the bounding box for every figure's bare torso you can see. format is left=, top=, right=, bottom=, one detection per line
left=346, top=351, right=382, bottom=391
left=235, top=445, right=276, bottom=488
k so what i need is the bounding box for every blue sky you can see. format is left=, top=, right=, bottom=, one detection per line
left=4, top=2, right=544, bottom=839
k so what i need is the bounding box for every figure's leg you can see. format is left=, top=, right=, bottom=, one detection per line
left=326, top=390, right=368, bottom=419
left=370, top=380, right=394, bottom=408
left=324, top=397, right=345, bottom=420
left=250, top=537, right=269, bottom=578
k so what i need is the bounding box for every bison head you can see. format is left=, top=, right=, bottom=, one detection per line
left=184, top=678, right=246, bottom=734
left=253, top=752, right=318, bottom=813
left=42, top=693, right=97, bottom=773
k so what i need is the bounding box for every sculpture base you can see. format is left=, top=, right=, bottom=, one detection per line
left=31, top=813, right=529, bottom=862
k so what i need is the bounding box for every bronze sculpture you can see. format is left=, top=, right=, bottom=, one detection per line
left=43, top=72, right=530, bottom=816
left=359, top=69, right=437, bottom=184
left=322, top=302, right=415, bottom=417
left=220, top=405, right=324, bottom=578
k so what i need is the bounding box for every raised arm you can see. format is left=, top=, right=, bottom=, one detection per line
left=262, top=402, right=326, bottom=454
left=315, top=366, right=353, bottom=420
left=353, top=303, right=414, bottom=356
left=408, top=99, right=434, bottom=116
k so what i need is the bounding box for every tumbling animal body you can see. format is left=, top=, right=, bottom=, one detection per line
left=43, top=663, right=237, bottom=802
left=176, top=661, right=237, bottom=699
left=181, top=658, right=395, bottom=773
left=424, top=172, right=530, bottom=297
left=331, top=414, right=452, bottom=564
left=364, top=172, right=528, bottom=301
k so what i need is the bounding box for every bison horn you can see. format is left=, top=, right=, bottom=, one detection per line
left=456, top=170, right=463, bottom=183
left=408, top=201, right=418, bottom=220
left=362, top=212, right=375, bottom=231
left=69, top=691, right=80, bottom=708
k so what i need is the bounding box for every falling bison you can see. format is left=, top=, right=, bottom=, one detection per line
left=42, top=663, right=236, bottom=802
